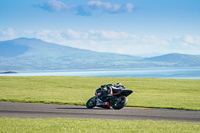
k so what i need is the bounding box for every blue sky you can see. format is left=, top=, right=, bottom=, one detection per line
left=0, top=0, right=200, bottom=56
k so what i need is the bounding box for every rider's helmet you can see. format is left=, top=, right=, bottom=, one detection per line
left=115, top=83, right=126, bottom=89
left=115, top=83, right=122, bottom=87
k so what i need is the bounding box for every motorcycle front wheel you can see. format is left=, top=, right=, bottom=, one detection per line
left=86, top=96, right=96, bottom=108
left=112, top=96, right=127, bottom=110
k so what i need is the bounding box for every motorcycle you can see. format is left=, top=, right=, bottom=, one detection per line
left=86, top=85, right=133, bottom=110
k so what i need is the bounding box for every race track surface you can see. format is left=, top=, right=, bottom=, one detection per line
left=0, top=102, right=199, bottom=122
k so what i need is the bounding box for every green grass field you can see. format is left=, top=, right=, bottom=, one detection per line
left=0, top=118, right=199, bottom=133
left=0, top=76, right=200, bottom=110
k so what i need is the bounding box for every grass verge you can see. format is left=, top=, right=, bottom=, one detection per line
left=0, top=76, right=200, bottom=110
left=0, top=118, right=200, bottom=133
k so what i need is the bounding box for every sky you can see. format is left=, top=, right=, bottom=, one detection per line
left=0, top=0, right=200, bottom=57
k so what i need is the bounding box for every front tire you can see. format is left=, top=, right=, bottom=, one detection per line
left=112, top=96, right=127, bottom=110
left=86, top=96, right=96, bottom=108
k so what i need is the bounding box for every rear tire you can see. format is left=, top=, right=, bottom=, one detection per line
left=86, top=96, right=96, bottom=108
left=112, top=96, right=127, bottom=110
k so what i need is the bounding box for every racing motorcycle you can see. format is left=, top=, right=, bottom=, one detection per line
left=86, top=84, right=133, bottom=110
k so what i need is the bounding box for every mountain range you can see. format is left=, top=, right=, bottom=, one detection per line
left=0, top=38, right=200, bottom=71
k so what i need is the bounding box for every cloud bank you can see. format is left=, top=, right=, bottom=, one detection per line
left=24, top=29, right=200, bottom=56
left=36, top=0, right=134, bottom=16
left=0, top=27, right=16, bottom=40
left=1, top=28, right=200, bottom=56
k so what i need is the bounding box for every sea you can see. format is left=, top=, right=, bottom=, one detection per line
left=0, top=68, right=200, bottom=79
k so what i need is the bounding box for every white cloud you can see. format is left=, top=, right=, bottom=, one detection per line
left=89, top=40, right=97, bottom=45
left=24, top=30, right=66, bottom=44
left=98, top=30, right=123, bottom=39
left=2, top=28, right=200, bottom=56
left=126, top=3, right=134, bottom=12
left=67, top=29, right=88, bottom=39
left=86, top=30, right=139, bottom=40
left=87, top=1, right=120, bottom=12
left=86, top=1, right=133, bottom=14
left=184, top=35, right=200, bottom=45
left=37, top=0, right=74, bottom=12
left=1, top=27, right=16, bottom=37
left=0, top=27, right=17, bottom=40
left=100, top=30, right=126, bottom=39
left=87, top=1, right=117, bottom=11
left=46, top=0, right=67, bottom=11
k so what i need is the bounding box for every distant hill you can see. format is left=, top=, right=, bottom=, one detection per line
left=0, top=38, right=141, bottom=70
left=0, top=38, right=200, bottom=71
left=144, top=53, right=200, bottom=67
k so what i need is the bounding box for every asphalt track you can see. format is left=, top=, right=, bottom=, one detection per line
left=0, top=102, right=200, bottom=122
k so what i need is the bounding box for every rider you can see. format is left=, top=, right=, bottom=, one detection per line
left=95, top=83, right=126, bottom=105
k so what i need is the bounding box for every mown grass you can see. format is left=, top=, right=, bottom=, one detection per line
left=0, top=118, right=199, bottom=133
left=0, top=76, right=200, bottom=110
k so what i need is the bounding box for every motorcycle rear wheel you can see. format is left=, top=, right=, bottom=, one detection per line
left=112, top=96, right=127, bottom=110
left=86, top=96, right=96, bottom=108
